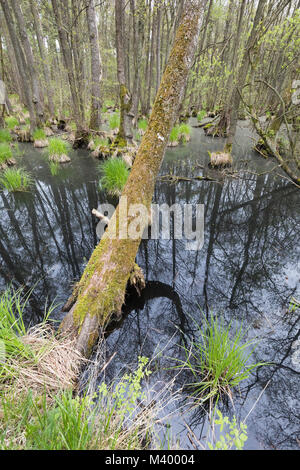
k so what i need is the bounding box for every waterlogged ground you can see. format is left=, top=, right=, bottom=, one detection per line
left=0, top=120, right=299, bottom=449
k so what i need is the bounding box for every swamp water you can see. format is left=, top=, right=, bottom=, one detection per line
left=0, top=120, right=299, bottom=449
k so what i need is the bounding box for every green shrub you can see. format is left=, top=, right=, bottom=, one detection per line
left=109, top=113, right=120, bottom=130
left=174, top=313, right=265, bottom=404
left=0, top=168, right=33, bottom=192
left=99, top=157, right=129, bottom=196
left=178, top=123, right=191, bottom=136
left=0, top=143, right=13, bottom=164
left=207, top=409, right=248, bottom=450
left=0, top=129, right=12, bottom=143
left=5, top=116, right=19, bottom=130
left=47, top=138, right=70, bottom=157
left=32, top=128, right=46, bottom=141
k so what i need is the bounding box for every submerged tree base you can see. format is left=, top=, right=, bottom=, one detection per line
left=209, top=151, right=233, bottom=168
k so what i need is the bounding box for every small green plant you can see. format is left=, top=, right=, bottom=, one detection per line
left=174, top=312, right=265, bottom=404
left=99, top=157, right=129, bottom=196
left=5, top=116, right=19, bottom=130
left=0, top=168, right=33, bottom=192
left=169, top=126, right=180, bottom=143
left=0, top=143, right=13, bottom=164
left=47, top=138, right=70, bottom=157
left=109, top=112, right=120, bottom=130
left=0, top=129, right=12, bottom=143
left=138, top=119, right=148, bottom=132
left=207, top=409, right=248, bottom=450
left=197, top=110, right=206, bottom=122
left=32, top=128, right=46, bottom=141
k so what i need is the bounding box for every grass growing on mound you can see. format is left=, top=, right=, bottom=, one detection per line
left=32, top=128, right=46, bottom=141
left=5, top=117, right=19, bottom=130
left=47, top=138, right=70, bottom=157
left=99, top=158, right=129, bottom=196
left=174, top=313, right=265, bottom=405
left=0, top=129, right=12, bottom=143
left=109, top=112, right=120, bottom=131
left=0, top=168, right=33, bottom=192
left=178, top=123, right=191, bottom=136
left=0, top=143, right=13, bottom=165
left=169, top=126, right=180, bottom=143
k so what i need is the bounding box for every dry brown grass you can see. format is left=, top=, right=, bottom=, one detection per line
left=2, top=324, right=84, bottom=399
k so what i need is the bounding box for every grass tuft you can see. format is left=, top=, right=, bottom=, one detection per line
left=169, top=126, right=180, bottom=143
left=0, top=168, right=33, bottom=192
left=138, top=119, right=148, bottom=132
left=32, top=128, right=46, bottom=141
left=99, top=158, right=129, bottom=196
left=109, top=113, right=120, bottom=130
left=47, top=138, right=70, bottom=157
left=174, top=312, right=265, bottom=404
left=5, top=116, right=19, bottom=130
left=0, top=143, right=13, bottom=165
left=0, top=129, right=12, bottom=143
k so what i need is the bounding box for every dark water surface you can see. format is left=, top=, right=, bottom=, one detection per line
left=0, top=121, right=299, bottom=449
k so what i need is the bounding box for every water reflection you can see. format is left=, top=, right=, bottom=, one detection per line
left=0, top=128, right=299, bottom=449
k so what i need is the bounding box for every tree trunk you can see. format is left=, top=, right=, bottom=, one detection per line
left=30, top=0, right=55, bottom=117
left=10, top=0, right=44, bottom=125
left=115, top=0, right=133, bottom=144
left=60, top=0, right=207, bottom=357
left=0, top=0, right=37, bottom=130
left=86, top=0, right=102, bottom=130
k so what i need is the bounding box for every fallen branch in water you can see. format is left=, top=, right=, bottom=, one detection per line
left=159, top=174, right=220, bottom=183
left=92, top=209, right=110, bottom=225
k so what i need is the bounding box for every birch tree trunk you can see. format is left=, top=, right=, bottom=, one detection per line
left=86, top=0, right=102, bottom=130
left=115, top=0, right=133, bottom=144
left=61, top=0, right=207, bottom=357
left=10, top=0, right=44, bottom=125
left=30, top=0, right=55, bottom=117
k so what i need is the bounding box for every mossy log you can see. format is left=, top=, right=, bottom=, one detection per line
left=60, top=0, right=205, bottom=357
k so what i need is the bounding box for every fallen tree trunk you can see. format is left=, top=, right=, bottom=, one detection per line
left=60, top=0, right=207, bottom=357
